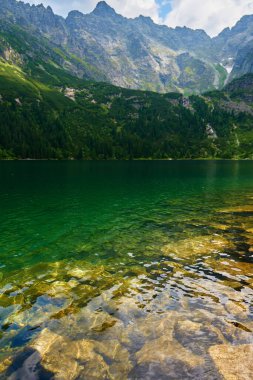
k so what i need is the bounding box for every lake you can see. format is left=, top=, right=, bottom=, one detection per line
left=0, top=161, right=252, bottom=379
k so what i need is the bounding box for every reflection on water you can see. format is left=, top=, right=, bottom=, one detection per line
left=0, top=161, right=252, bottom=379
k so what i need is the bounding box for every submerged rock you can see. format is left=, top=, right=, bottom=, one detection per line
left=135, top=312, right=204, bottom=369
left=136, top=334, right=204, bottom=368
left=209, top=344, right=253, bottom=380
left=30, top=329, right=110, bottom=379
left=8, top=295, right=72, bottom=327
left=67, top=265, right=106, bottom=281
left=162, top=235, right=234, bottom=259
left=0, top=356, right=12, bottom=375
left=219, top=205, right=253, bottom=214
left=9, top=326, right=132, bottom=380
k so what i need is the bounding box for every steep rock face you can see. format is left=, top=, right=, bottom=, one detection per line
left=0, top=0, right=221, bottom=93
left=63, top=3, right=218, bottom=93
left=214, top=15, right=253, bottom=80
left=215, top=15, right=253, bottom=59
left=230, top=41, right=253, bottom=80
left=1, top=0, right=253, bottom=92
left=0, top=19, right=105, bottom=84
left=0, top=0, right=67, bottom=44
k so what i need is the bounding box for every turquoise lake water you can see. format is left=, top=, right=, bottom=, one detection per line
left=0, top=161, right=252, bottom=379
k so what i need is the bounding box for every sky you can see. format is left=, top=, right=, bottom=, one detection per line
left=28, top=0, right=253, bottom=36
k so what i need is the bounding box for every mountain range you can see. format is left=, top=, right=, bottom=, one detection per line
left=0, top=0, right=253, bottom=160
left=1, top=0, right=253, bottom=93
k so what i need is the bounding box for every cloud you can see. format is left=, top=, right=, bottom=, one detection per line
left=165, top=0, right=253, bottom=36
left=26, top=0, right=253, bottom=35
left=28, top=0, right=160, bottom=20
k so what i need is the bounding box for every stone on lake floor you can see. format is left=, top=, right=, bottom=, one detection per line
left=67, top=265, right=106, bottom=280
left=219, top=205, right=253, bottom=214
left=28, top=328, right=132, bottom=380
left=136, top=333, right=204, bottom=369
left=29, top=329, right=109, bottom=379
left=211, top=223, right=229, bottom=231
left=8, top=295, right=72, bottom=327
left=135, top=312, right=204, bottom=369
left=209, top=344, right=253, bottom=380
left=162, top=235, right=234, bottom=259
left=204, top=257, right=253, bottom=288
left=0, top=356, right=13, bottom=375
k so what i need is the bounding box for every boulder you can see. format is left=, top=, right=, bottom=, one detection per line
left=209, top=344, right=253, bottom=380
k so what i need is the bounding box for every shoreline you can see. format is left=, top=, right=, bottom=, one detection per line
left=0, top=158, right=253, bottom=162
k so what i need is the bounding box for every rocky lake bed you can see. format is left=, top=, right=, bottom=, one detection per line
left=0, top=161, right=252, bottom=379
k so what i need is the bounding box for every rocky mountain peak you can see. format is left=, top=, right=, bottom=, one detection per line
left=67, top=10, right=85, bottom=21
left=92, top=1, right=117, bottom=17
left=46, top=5, right=53, bottom=13
left=136, top=15, right=154, bottom=25
left=217, top=27, right=231, bottom=39
left=36, top=3, right=45, bottom=9
left=2, top=0, right=253, bottom=93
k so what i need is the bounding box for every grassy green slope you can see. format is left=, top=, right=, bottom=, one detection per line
left=0, top=20, right=105, bottom=86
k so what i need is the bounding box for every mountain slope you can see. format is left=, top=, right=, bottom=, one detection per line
left=214, top=15, right=253, bottom=80
left=0, top=24, right=253, bottom=160
left=3, top=0, right=253, bottom=93
left=0, top=18, right=105, bottom=84
left=0, top=0, right=226, bottom=94
left=0, top=0, right=253, bottom=160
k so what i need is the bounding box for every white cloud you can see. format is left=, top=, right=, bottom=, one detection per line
left=26, top=0, right=253, bottom=35
left=165, top=0, right=253, bottom=36
left=109, top=0, right=159, bottom=20
left=28, top=0, right=160, bottom=21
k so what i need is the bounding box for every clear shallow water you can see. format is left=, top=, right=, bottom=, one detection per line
left=0, top=161, right=252, bottom=379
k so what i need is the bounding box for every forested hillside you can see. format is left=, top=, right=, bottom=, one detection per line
left=1, top=55, right=253, bottom=160
left=0, top=11, right=253, bottom=159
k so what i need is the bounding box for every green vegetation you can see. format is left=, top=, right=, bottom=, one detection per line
left=215, top=64, right=228, bottom=88
left=0, top=20, right=253, bottom=160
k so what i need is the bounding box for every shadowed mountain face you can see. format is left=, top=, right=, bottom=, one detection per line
left=214, top=15, right=253, bottom=80
left=1, top=0, right=253, bottom=93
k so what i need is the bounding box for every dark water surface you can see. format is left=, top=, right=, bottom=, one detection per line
left=0, top=161, right=252, bottom=379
